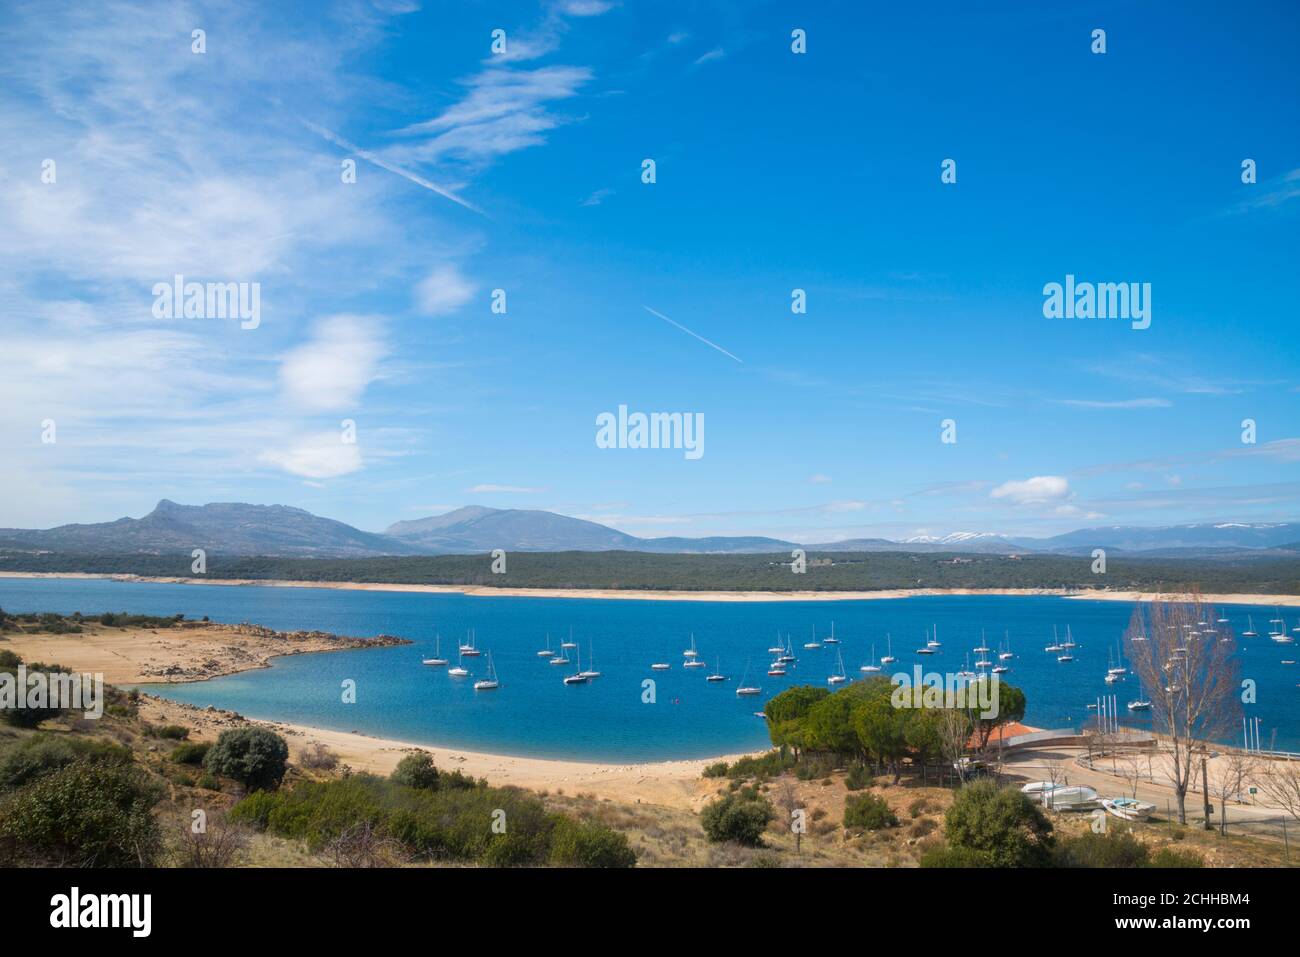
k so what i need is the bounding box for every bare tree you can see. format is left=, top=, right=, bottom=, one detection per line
left=1115, top=751, right=1146, bottom=799
left=1259, top=760, right=1300, bottom=824
left=1123, top=594, right=1241, bottom=824
left=1208, top=751, right=1258, bottom=835
left=938, top=708, right=972, bottom=784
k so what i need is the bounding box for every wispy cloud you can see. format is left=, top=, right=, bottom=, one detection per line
left=467, top=484, right=547, bottom=494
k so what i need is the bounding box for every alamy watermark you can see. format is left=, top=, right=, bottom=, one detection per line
left=152, top=274, right=261, bottom=329
left=890, top=666, right=1000, bottom=719
left=596, top=405, right=704, bottom=460
left=0, top=667, right=104, bottom=719
left=1042, top=274, right=1150, bottom=330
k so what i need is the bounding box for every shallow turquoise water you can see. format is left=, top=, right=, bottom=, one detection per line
left=1, top=577, right=1296, bottom=760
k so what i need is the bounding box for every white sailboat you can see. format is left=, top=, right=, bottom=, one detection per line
left=422, top=634, right=448, bottom=666
left=706, top=657, right=727, bottom=682
left=683, top=633, right=699, bottom=657
left=1062, top=626, right=1076, bottom=649
left=860, top=642, right=881, bottom=673
left=1243, top=616, right=1258, bottom=637
left=767, top=631, right=785, bottom=654
left=549, top=643, right=571, bottom=666
left=536, top=633, right=555, bottom=657
left=927, top=624, right=941, bottom=648
left=579, top=643, right=601, bottom=678
left=973, top=629, right=990, bottom=654
left=460, top=628, right=482, bottom=657
left=736, top=662, right=762, bottom=696
left=473, top=651, right=500, bottom=690
left=561, top=626, right=577, bottom=649
left=448, top=650, right=469, bottom=678
left=823, top=621, right=840, bottom=644
left=778, top=634, right=796, bottom=663
left=803, top=626, right=822, bottom=650
left=1045, top=625, right=1063, bottom=653
left=651, top=662, right=671, bottom=670
left=767, top=658, right=787, bottom=677
left=880, top=634, right=896, bottom=665
left=998, top=631, right=1014, bottom=661
left=563, top=645, right=590, bottom=684
left=827, top=649, right=847, bottom=685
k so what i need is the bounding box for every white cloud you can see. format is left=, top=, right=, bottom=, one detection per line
left=693, top=47, right=726, bottom=67
left=467, top=484, right=546, bottom=493
left=556, top=1, right=614, bottom=16
left=809, top=474, right=832, bottom=484
left=259, top=432, right=363, bottom=479
left=279, top=316, right=387, bottom=412
left=990, top=476, right=1071, bottom=505
left=393, top=66, right=592, bottom=169
left=415, top=265, right=477, bottom=315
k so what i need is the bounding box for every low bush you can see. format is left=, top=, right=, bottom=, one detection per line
left=0, top=733, right=133, bottom=790
left=700, top=792, right=773, bottom=847
left=844, top=793, right=898, bottom=831
left=203, top=727, right=288, bottom=791
left=169, top=742, right=211, bottom=766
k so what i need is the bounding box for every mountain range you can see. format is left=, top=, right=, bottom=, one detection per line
left=0, top=501, right=1297, bottom=560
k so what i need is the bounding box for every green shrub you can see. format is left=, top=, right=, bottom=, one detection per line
left=920, top=844, right=997, bottom=868
left=844, top=764, right=873, bottom=791
left=943, top=780, right=1054, bottom=868
left=0, top=733, right=132, bottom=790
left=229, top=790, right=280, bottom=830
left=169, top=742, right=211, bottom=765
left=1053, top=830, right=1149, bottom=868
left=0, top=760, right=162, bottom=867
left=726, top=751, right=795, bottom=782
left=700, top=792, right=773, bottom=847
left=702, top=761, right=729, bottom=778
left=391, top=753, right=440, bottom=790
left=548, top=817, right=637, bottom=868
left=1147, top=847, right=1203, bottom=868
left=844, top=792, right=898, bottom=831
left=204, top=727, right=288, bottom=791
left=152, top=724, right=189, bottom=740
left=196, top=773, right=220, bottom=791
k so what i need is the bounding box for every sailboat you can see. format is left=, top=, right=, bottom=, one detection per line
left=448, top=651, right=469, bottom=678
left=736, top=662, right=762, bottom=696
left=827, top=649, right=847, bottom=685
left=767, top=657, right=787, bottom=677
left=880, top=634, right=897, bottom=665
left=1108, top=639, right=1127, bottom=676
left=460, top=628, right=482, bottom=657
left=767, top=631, right=785, bottom=654
left=1243, top=616, right=1258, bottom=637
left=422, top=634, right=449, bottom=666
left=684, top=634, right=708, bottom=668
left=778, top=635, right=796, bottom=663
left=973, top=629, right=990, bottom=654
left=803, top=626, right=822, bottom=650
left=473, top=651, right=500, bottom=690
left=563, top=645, right=590, bottom=684
left=927, top=624, right=941, bottom=648
left=1045, top=625, right=1063, bottom=653
left=536, top=633, right=555, bottom=657
left=549, top=642, right=571, bottom=666
left=823, top=621, right=840, bottom=644
left=998, top=632, right=1014, bottom=661
left=1057, top=632, right=1074, bottom=662
left=683, top=633, right=700, bottom=658
left=579, top=643, right=601, bottom=678
left=916, top=628, right=936, bottom=655
left=706, top=657, right=728, bottom=682
left=956, top=653, right=976, bottom=680
left=860, top=642, right=881, bottom=673
left=651, top=661, right=671, bottom=670
left=1062, top=626, right=1076, bottom=649
left=561, top=627, right=578, bottom=649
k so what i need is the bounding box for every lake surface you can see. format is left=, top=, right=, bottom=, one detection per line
left=2, top=577, right=1297, bottom=760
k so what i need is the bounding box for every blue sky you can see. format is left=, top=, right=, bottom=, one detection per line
left=1, top=0, right=1297, bottom=540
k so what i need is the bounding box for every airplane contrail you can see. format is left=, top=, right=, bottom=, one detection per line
left=303, top=120, right=484, bottom=216
left=643, top=306, right=743, bottom=364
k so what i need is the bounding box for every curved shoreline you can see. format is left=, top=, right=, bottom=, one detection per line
left=2, top=571, right=1297, bottom=605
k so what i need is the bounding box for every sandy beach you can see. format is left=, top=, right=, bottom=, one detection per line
left=3, top=571, right=1297, bottom=606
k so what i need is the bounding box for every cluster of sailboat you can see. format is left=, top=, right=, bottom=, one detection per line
left=422, top=630, right=500, bottom=689
left=649, top=633, right=764, bottom=696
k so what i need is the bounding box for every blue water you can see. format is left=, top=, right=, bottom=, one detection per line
left=1, top=577, right=1297, bottom=759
